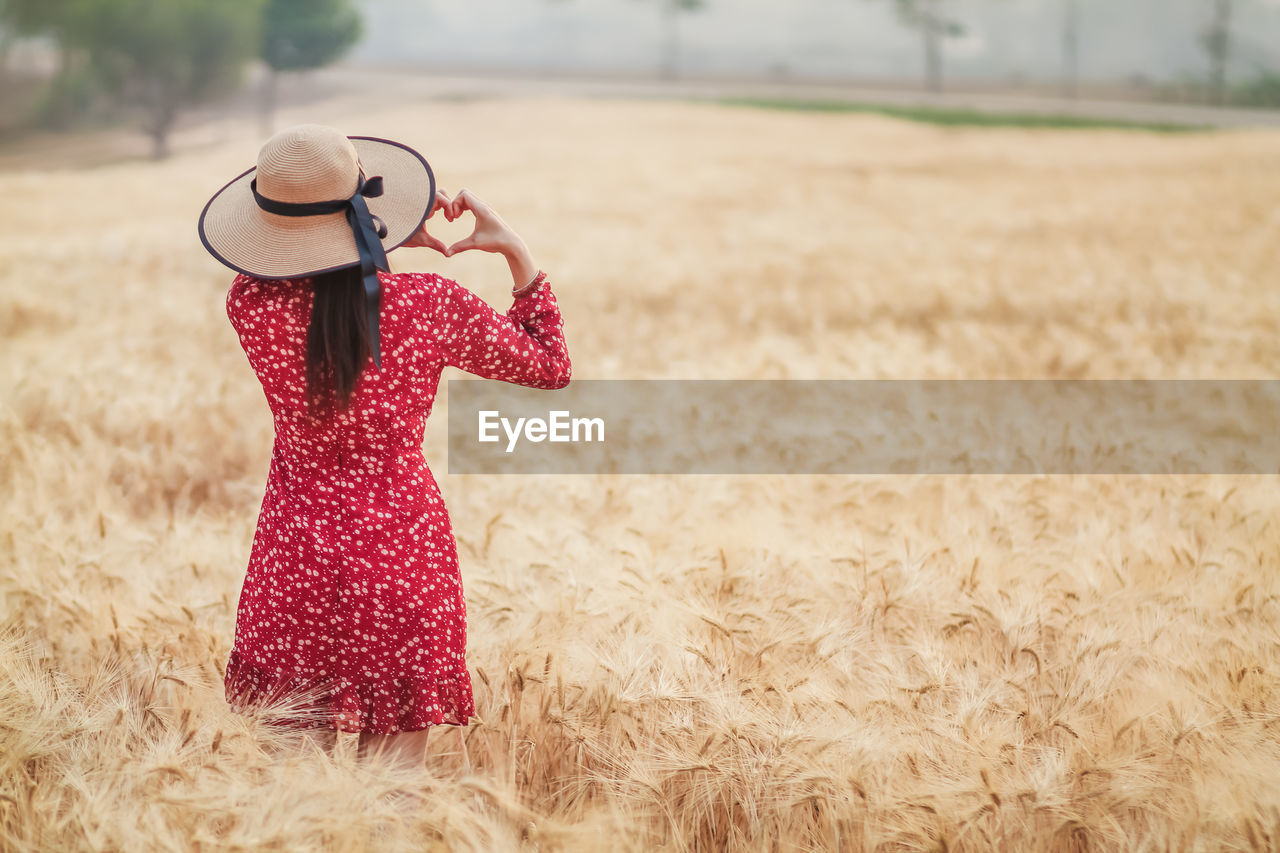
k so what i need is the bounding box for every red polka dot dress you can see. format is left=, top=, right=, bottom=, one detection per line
left=222, top=269, right=570, bottom=734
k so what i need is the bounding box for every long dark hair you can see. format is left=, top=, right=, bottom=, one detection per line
left=305, top=265, right=370, bottom=418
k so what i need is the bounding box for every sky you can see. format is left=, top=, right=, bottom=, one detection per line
left=351, top=0, right=1280, bottom=84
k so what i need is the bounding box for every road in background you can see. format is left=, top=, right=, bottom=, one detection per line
left=2, top=63, right=1277, bottom=171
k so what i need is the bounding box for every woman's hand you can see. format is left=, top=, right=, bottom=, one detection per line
left=440, top=189, right=525, bottom=257
left=400, top=188, right=453, bottom=255
left=402, top=187, right=538, bottom=290
left=403, top=188, right=524, bottom=257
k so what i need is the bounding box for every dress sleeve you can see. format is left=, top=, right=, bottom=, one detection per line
left=425, top=273, right=572, bottom=390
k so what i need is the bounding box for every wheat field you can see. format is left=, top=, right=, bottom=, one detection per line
left=2, top=91, right=1279, bottom=851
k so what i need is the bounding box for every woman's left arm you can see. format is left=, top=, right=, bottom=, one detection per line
left=427, top=272, right=571, bottom=390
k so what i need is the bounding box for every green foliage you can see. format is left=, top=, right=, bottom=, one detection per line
left=5, top=0, right=264, bottom=154
left=1152, top=68, right=1280, bottom=110
left=73, top=0, right=263, bottom=154
left=1, top=0, right=74, bottom=35
left=716, top=97, right=1213, bottom=133
left=1232, top=71, right=1280, bottom=108
left=77, top=0, right=262, bottom=101
left=262, top=0, right=361, bottom=73
left=31, top=60, right=100, bottom=129
left=2, top=0, right=361, bottom=153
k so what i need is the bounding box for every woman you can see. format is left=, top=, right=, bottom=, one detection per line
left=197, top=124, right=571, bottom=769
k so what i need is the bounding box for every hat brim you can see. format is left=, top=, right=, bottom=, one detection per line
left=197, top=136, right=435, bottom=280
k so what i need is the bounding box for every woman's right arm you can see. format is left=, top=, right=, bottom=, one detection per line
left=406, top=188, right=571, bottom=389
left=427, top=270, right=571, bottom=390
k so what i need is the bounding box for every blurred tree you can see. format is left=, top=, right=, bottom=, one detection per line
left=2, top=0, right=262, bottom=150
left=556, top=0, right=705, bottom=80
left=83, top=0, right=263, bottom=158
left=1232, top=70, right=1280, bottom=108
left=1, top=0, right=70, bottom=34
left=1061, top=0, right=1079, bottom=99
left=260, top=0, right=362, bottom=134
left=1, top=0, right=87, bottom=124
left=1201, top=0, right=1234, bottom=106
left=877, top=0, right=965, bottom=93
left=656, top=0, right=706, bottom=80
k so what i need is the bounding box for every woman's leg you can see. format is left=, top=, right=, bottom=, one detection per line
left=357, top=727, right=431, bottom=769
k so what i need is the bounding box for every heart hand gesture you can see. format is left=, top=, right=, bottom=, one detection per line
left=402, top=188, right=523, bottom=259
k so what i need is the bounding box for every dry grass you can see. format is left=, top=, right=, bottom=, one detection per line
left=2, top=92, right=1280, bottom=851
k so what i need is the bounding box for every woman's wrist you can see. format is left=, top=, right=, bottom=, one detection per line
left=512, top=270, right=547, bottom=298
left=501, top=238, right=538, bottom=293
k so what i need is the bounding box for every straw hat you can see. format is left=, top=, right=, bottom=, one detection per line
left=198, top=124, right=436, bottom=368
left=198, top=124, right=435, bottom=279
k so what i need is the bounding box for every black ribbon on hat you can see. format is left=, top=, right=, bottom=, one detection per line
left=251, top=172, right=390, bottom=368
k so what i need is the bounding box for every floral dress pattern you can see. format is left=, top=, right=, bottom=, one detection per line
left=222, top=269, right=570, bottom=734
